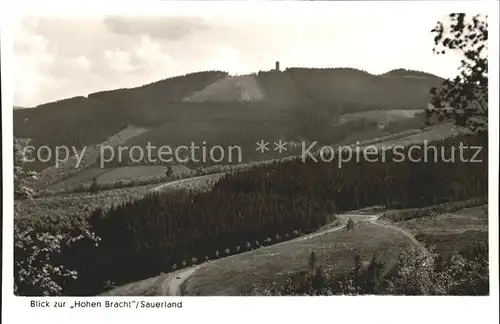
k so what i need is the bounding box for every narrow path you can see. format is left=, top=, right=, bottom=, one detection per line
left=150, top=173, right=226, bottom=193
left=343, top=214, right=433, bottom=265
left=343, top=213, right=430, bottom=258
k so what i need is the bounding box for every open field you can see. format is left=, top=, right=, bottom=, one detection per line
left=48, top=165, right=192, bottom=190
left=338, top=109, right=423, bottom=125
left=96, top=165, right=190, bottom=183
left=46, top=167, right=113, bottom=190
left=394, top=205, right=488, bottom=259
left=379, top=123, right=467, bottom=147
left=341, top=128, right=423, bottom=147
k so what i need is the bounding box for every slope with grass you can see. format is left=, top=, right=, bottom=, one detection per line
left=30, top=125, right=149, bottom=189
left=369, top=123, right=469, bottom=149
left=393, top=205, right=488, bottom=260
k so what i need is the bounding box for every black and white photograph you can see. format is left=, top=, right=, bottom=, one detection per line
left=2, top=1, right=498, bottom=319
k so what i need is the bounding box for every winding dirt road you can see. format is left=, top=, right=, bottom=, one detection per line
left=161, top=266, right=203, bottom=296
left=102, top=211, right=429, bottom=296
left=159, top=212, right=430, bottom=296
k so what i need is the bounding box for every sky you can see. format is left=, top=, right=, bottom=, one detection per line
left=12, top=3, right=467, bottom=107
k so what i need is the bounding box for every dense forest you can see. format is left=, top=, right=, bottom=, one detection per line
left=14, top=133, right=487, bottom=296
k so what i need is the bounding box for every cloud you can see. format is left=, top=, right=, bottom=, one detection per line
left=12, top=10, right=463, bottom=107
left=103, top=16, right=210, bottom=41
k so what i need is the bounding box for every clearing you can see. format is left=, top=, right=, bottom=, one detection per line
left=183, top=75, right=266, bottom=102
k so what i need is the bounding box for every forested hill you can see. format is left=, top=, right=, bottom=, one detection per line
left=256, top=68, right=442, bottom=107
left=381, top=68, right=440, bottom=78
left=13, top=71, right=228, bottom=145
left=13, top=67, right=442, bottom=164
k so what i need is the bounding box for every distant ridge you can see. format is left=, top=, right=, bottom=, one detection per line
left=381, top=68, right=440, bottom=78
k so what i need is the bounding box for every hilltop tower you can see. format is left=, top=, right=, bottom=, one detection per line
left=275, top=61, right=280, bottom=71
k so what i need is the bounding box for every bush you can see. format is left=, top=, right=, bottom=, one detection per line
left=89, top=177, right=99, bottom=193
left=346, top=218, right=355, bottom=231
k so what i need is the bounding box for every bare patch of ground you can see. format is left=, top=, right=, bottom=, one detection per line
left=183, top=75, right=265, bottom=102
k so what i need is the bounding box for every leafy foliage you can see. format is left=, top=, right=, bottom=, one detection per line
left=346, top=218, right=355, bottom=231
left=14, top=223, right=100, bottom=296
left=14, top=139, right=37, bottom=200
left=429, top=14, right=488, bottom=132
left=14, top=137, right=101, bottom=296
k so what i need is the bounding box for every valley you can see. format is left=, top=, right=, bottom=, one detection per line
left=13, top=66, right=489, bottom=297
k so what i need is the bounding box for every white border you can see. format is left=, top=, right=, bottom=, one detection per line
left=2, top=1, right=499, bottom=324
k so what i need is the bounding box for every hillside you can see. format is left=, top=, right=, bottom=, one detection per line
left=265, top=68, right=442, bottom=110
left=14, top=67, right=443, bottom=180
